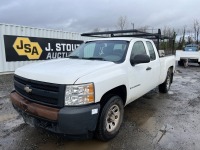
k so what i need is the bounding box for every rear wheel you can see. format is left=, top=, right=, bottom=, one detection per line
left=159, top=69, right=172, bottom=93
left=95, top=96, right=124, bottom=141
left=178, top=60, right=184, bottom=66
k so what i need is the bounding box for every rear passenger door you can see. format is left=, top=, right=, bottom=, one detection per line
left=145, top=41, right=160, bottom=89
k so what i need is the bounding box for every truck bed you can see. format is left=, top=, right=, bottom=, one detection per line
left=159, top=55, right=175, bottom=84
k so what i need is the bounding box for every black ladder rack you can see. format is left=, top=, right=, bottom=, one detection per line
left=81, top=29, right=175, bottom=52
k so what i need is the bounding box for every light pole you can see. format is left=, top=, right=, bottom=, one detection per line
left=131, top=23, right=134, bottom=30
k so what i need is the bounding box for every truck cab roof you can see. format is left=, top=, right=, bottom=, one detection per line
left=86, top=37, right=153, bottom=42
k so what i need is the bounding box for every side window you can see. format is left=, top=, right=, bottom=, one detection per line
left=146, top=41, right=156, bottom=61
left=84, top=43, right=95, bottom=57
left=131, top=41, right=146, bottom=58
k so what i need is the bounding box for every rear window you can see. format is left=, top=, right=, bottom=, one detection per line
left=146, top=41, right=156, bottom=61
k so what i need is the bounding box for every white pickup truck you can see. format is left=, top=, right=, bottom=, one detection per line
left=10, top=30, right=175, bottom=141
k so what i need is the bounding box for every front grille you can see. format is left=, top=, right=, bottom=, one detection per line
left=14, top=75, right=65, bottom=108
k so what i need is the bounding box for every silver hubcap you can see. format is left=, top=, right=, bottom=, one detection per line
left=106, top=104, right=120, bottom=132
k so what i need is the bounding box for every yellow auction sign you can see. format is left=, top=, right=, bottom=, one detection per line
left=4, top=35, right=83, bottom=61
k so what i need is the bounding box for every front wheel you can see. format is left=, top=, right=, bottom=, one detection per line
left=159, top=69, right=172, bottom=93
left=95, top=96, right=124, bottom=141
left=178, top=60, right=183, bottom=66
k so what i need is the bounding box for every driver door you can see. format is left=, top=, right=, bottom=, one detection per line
left=127, top=41, right=152, bottom=103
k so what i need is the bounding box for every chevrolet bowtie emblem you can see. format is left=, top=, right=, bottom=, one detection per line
left=24, top=85, right=32, bottom=93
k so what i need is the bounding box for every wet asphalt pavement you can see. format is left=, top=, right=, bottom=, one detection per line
left=0, top=64, right=200, bottom=150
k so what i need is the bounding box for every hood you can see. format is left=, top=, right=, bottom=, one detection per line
left=15, top=58, right=114, bottom=84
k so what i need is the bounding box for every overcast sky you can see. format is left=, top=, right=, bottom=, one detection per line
left=0, top=0, right=200, bottom=33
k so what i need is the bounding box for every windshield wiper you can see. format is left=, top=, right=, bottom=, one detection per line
left=83, top=57, right=106, bottom=61
left=67, top=56, right=80, bottom=59
left=68, top=56, right=106, bottom=61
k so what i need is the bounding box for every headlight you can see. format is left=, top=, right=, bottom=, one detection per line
left=65, top=83, right=95, bottom=106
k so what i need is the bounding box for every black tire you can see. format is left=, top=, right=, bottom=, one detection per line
left=95, top=96, right=124, bottom=141
left=159, top=69, right=172, bottom=93
left=178, top=60, right=183, bottom=66
left=178, top=61, right=181, bottom=66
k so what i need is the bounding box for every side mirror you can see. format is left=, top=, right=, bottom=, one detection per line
left=130, top=54, right=150, bottom=65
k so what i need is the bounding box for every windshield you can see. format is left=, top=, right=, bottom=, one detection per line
left=68, top=40, right=129, bottom=63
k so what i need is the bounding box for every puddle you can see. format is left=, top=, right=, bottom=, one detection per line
left=153, top=123, right=200, bottom=150
left=0, top=114, right=17, bottom=122
left=140, top=117, right=157, bottom=136
left=168, top=91, right=174, bottom=95
left=182, top=77, right=197, bottom=83
left=153, top=124, right=173, bottom=144
left=3, top=118, right=24, bottom=130
left=176, top=70, right=182, bottom=73
left=38, top=140, right=109, bottom=150
left=190, top=79, right=197, bottom=83
left=0, top=91, right=8, bottom=98
left=173, top=76, right=182, bottom=79
left=188, top=97, right=200, bottom=107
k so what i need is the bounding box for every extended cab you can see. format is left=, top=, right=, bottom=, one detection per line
left=10, top=30, right=175, bottom=141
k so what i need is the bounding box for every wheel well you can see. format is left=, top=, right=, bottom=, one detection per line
left=100, top=85, right=127, bottom=107
left=169, top=66, right=174, bottom=83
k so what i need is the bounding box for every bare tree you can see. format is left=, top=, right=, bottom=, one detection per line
left=116, top=16, right=128, bottom=30
left=187, top=36, right=193, bottom=44
left=177, top=26, right=186, bottom=49
left=193, top=19, right=200, bottom=44
left=138, top=25, right=149, bottom=32
left=93, top=27, right=101, bottom=32
left=181, top=26, right=186, bottom=47
left=160, top=26, right=176, bottom=52
left=162, top=26, right=175, bottom=37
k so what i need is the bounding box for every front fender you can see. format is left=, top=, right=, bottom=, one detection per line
left=75, top=65, right=128, bottom=103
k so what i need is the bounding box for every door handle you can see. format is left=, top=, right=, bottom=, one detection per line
left=146, top=67, right=152, bottom=71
